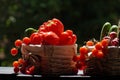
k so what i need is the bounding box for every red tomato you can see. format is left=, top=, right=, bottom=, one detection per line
left=13, top=61, right=19, bottom=67
left=10, top=48, right=18, bottom=56
left=65, top=30, right=73, bottom=36
left=43, top=31, right=59, bottom=45
left=15, top=39, right=22, bottom=47
left=38, top=18, right=64, bottom=36
left=30, top=33, right=43, bottom=44
left=22, top=37, right=31, bottom=45
left=59, top=31, right=73, bottom=45
left=38, top=22, right=48, bottom=33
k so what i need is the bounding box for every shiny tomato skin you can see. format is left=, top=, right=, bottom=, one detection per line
left=59, top=31, right=77, bottom=45
left=30, top=33, right=43, bottom=44
left=43, top=32, right=59, bottom=45
left=22, top=37, right=31, bottom=45
left=38, top=18, right=64, bottom=36
left=15, top=39, right=23, bottom=47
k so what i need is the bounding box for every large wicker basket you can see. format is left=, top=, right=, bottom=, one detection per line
left=21, top=44, right=77, bottom=76
left=84, top=46, right=120, bottom=76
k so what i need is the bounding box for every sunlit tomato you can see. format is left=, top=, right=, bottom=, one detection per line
left=30, top=33, right=43, bottom=44
left=22, top=37, right=31, bottom=45
left=13, top=61, right=19, bottom=67
left=59, top=31, right=73, bottom=45
left=15, top=39, right=22, bottom=47
left=38, top=18, right=64, bottom=36
left=79, top=46, right=88, bottom=55
left=95, top=42, right=102, bottom=50
left=86, top=40, right=94, bottom=46
left=10, top=48, right=18, bottom=56
left=43, top=31, right=59, bottom=45
left=18, top=58, right=25, bottom=65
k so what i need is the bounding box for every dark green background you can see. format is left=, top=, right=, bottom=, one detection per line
left=0, top=0, right=120, bottom=66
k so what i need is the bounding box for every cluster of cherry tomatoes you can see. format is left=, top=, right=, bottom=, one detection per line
left=72, top=38, right=109, bottom=70
left=10, top=18, right=77, bottom=74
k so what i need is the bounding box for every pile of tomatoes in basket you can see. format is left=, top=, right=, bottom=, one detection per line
left=10, top=18, right=77, bottom=74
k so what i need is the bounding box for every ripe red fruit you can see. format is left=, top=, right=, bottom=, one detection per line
left=101, top=39, right=109, bottom=47
left=92, top=48, right=98, bottom=56
left=13, top=61, right=19, bottom=67
left=22, top=37, right=31, bottom=45
left=43, top=32, right=59, bottom=45
left=79, top=46, right=88, bottom=55
left=15, top=39, right=22, bottom=47
left=30, top=33, right=43, bottom=44
left=29, top=66, right=35, bottom=74
left=38, top=18, right=64, bottom=36
left=14, top=67, right=19, bottom=73
left=10, top=48, right=18, bottom=56
left=96, top=51, right=104, bottom=59
left=95, top=42, right=102, bottom=50
left=18, top=58, right=25, bottom=65
left=86, top=41, right=94, bottom=46
left=59, top=31, right=73, bottom=45
left=65, top=30, right=73, bottom=36
left=111, top=38, right=119, bottom=46
left=109, top=32, right=117, bottom=39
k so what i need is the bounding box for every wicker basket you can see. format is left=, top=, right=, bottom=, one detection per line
left=21, top=44, right=77, bottom=76
left=84, top=46, right=120, bottom=76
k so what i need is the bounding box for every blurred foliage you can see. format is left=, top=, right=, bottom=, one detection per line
left=0, top=0, right=120, bottom=66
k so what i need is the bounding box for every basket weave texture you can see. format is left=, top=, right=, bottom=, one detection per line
left=84, top=46, right=120, bottom=76
left=21, top=44, right=77, bottom=75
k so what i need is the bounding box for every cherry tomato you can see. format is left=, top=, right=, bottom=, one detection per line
left=13, top=61, right=19, bottom=67
left=30, top=33, right=43, bottom=44
left=15, top=39, right=22, bottom=47
left=79, top=46, right=88, bottom=55
left=10, top=48, right=18, bottom=56
left=65, top=30, right=73, bottom=36
left=22, top=37, right=31, bottom=45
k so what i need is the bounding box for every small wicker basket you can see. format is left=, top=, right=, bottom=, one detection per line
left=21, top=44, right=77, bottom=76
left=84, top=46, right=120, bottom=76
